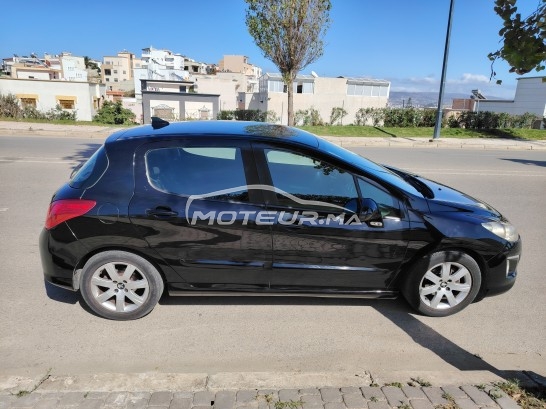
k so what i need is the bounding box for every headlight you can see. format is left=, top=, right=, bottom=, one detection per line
left=482, top=221, right=519, bottom=242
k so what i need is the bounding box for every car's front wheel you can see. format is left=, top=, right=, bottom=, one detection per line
left=402, top=250, right=481, bottom=317
left=80, top=251, right=164, bottom=320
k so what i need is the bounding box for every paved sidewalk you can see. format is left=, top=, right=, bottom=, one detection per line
left=0, top=383, right=527, bottom=409
left=1, top=371, right=544, bottom=409
left=1, top=121, right=545, bottom=150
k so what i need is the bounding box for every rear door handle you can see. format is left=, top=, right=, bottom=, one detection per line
left=146, top=207, right=178, bottom=218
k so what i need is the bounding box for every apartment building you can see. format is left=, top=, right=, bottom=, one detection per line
left=252, top=73, right=390, bottom=124
left=134, top=47, right=189, bottom=95
left=101, top=51, right=142, bottom=84
left=58, top=52, right=88, bottom=82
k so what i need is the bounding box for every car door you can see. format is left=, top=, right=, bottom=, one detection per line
left=254, top=144, right=410, bottom=291
left=129, top=138, right=272, bottom=291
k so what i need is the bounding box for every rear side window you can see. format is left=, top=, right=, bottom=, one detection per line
left=145, top=146, right=249, bottom=202
left=69, top=146, right=108, bottom=189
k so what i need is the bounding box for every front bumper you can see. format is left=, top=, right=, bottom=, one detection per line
left=483, top=237, right=522, bottom=297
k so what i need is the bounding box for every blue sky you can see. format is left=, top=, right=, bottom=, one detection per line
left=3, top=0, right=542, bottom=99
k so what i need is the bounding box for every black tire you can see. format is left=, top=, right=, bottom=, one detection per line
left=401, top=250, right=481, bottom=317
left=80, top=251, right=164, bottom=320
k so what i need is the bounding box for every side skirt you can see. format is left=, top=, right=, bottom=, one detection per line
left=168, top=289, right=399, bottom=299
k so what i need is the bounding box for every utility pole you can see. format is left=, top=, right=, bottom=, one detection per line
left=432, top=0, right=455, bottom=140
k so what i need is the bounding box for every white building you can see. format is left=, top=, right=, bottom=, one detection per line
left=475, top=76, right=546, bottom=118
left=0, top=77, right=105, bottom=121
left=253, top=73, right=390, bottom=124
left=134, top=47, right=190, bottom=96
left=58, top=52, right=88, bottom=82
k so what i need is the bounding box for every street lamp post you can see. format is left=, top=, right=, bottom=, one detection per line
left=433, top=0, right=456, bottom=140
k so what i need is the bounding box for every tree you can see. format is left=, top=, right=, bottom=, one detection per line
left=245, top=0, right=331, bottom=126
left=84, top=56, right=101, bottom=74
left=489, top=0, right=545, bottom=82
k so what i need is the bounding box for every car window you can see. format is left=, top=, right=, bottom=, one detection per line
left=145, top=146, right=249, bottom=202
left=69, top=145, right=108, bottom=189
left=358, top=177, right=401, bottom=219
left=264, top=149, right=358, bottom=211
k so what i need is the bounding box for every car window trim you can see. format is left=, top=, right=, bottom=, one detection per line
left=252, top=142, right=359, bottom=211
left=134, top=138, right=265, bottom=205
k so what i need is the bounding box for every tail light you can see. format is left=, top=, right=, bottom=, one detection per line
left=45, top=200, right=96, bottom=230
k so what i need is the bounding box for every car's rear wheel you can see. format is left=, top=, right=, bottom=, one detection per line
left=402, top=250, right=481, bottom=317
left=80, top=251, right=164, bottom=320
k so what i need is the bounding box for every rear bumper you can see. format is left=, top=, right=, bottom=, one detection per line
left=39, top=227, right=85, bottom=291
left=483, top=237, right=522, bottom=297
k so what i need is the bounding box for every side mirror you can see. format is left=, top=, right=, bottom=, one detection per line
left=360, top=198, right=383, bottom=227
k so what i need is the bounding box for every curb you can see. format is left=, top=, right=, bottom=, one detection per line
left=1, top=372, right=543, bottom=409
left=321, top=137, right=546, bottom=151
left=1, top=371, right=544, bottom=395
left=1, top=122, right=545, bottom=150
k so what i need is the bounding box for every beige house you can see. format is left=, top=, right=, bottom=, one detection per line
left=0, top=77, right=105, bottom=120
left=10, top=63, right=60, bottom=80
left=251, top=73, right=390, bottom=125
left=101, top=51, right=142, bottom=84
left=218, top=55, right=261, bottom=93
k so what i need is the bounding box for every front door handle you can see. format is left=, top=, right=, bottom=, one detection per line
left=146, top=207, right=178, bottom=218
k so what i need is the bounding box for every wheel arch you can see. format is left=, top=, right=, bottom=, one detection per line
left=74, top=246, right=172, bottom=289
left=393, top=243, right=488, bottom=292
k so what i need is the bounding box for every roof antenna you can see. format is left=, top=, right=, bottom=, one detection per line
left=151, top=117, right=170, bottom=129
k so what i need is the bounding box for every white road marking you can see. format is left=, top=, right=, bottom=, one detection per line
left=0, top=158, right=76, bottom=164
left=0, top=208, right=8, bottom=212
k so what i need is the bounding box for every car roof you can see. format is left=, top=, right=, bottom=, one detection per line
left=106, top=120, right=319, bottom=148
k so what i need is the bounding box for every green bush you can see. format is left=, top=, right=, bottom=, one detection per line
left=0, top=93, right=76, bottom=121
left=0, top=93, right=22, bottom=118
left=383, top=108, right=438, bottom=127
left=46, top=105, right=77, bottom=121
left=354, top=108, right=372, bottom=126
left=93, top=101, right=135, bottom=125
left=216, top=109, right=267, bottom=122
left=330, top=107, right=348, bottom=125
left=295, top=107, right=323, bottom=126
left=420, top=109, right=437, bottom=127
left=217, top=110, right=235, bottom=120
left=448, top=111, right=541, bottom=129
left=265, top=110, right=279, bottom=123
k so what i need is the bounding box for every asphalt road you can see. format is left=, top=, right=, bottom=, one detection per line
left=0, top=135, right=545, bottom=379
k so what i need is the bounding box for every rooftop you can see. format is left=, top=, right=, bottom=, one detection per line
left=108, top=120, right=319, bottom=147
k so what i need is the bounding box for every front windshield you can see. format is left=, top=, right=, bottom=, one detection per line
left=318, top=139, right=423, bottom=197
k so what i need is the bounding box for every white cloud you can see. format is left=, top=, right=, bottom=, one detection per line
left=389, top=73, right=516, bottom=99
left=449, top=73, right=490, bottom=84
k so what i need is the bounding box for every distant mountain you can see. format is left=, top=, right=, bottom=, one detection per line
left=388, top=91, right=471, bottom=108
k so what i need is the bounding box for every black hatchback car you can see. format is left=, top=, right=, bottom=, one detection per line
left=40, top=120, right=521, bottom=320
